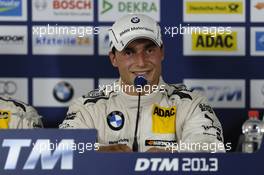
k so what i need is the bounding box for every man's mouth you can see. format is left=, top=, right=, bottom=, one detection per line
left=132, top=71, right=150, bottom=76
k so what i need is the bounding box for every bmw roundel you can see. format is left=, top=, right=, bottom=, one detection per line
left=131, top=16, right=140, bottom=23
left=107, top=111, right=125, bottom=131
left=53, top=81, right=74, bottom=103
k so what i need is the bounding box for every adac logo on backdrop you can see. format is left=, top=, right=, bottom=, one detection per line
left=256, top=32, right=264, bottom=51
left=192, top=32, right=237, bottom=51
left=186, top=1, right=243, bottom=14
left=101, top=0, right=158, bottom=14
left=0, top=0, right=22, bottom=16
left=34, top=36, right=91, bottom=46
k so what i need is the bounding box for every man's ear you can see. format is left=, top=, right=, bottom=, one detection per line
left=109, top=51, right=118, bottom=67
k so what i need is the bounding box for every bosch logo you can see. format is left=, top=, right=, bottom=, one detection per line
left=53, top=81, right=74, bottom=103
left=0, top=81, right=17, bottom=95
left=131, top=16, right=140, bottom=23
left=53, top=0, right=92, bottom=10
left=34, top=0, right=48, bottom=10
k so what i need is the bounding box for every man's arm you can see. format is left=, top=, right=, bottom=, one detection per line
left=178, top=93, right=225, bottom=153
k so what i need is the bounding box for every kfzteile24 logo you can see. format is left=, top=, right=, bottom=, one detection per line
left=192, top=31, right=237, bottom=52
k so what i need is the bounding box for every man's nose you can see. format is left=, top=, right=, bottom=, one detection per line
left=135, top=52, right=147, bottom=67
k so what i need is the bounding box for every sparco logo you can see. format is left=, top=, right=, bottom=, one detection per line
left=0, top=35, right=24, bottom=43
left=53, top=0, right=91, bottom=9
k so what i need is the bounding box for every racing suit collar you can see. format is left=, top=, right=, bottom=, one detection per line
left=115, top=77, right=167, bottom=107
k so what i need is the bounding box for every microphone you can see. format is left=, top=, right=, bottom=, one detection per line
left=132, top=76, right=147, bottom=152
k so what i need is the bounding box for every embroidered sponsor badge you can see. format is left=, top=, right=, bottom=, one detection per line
left=152, top=104, right=176, bottom=134
left=199, top=103, right=214, bottom=114
left=145, top=140, right=177, bottom=147
left=0, top=110, right=11, bottom=129
left=107, top=111, right=125, bottom=131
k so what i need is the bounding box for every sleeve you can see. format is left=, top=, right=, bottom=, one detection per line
left=0, top=96, right=43, bottom=129
left=59, top=98, right=96, bottom=129
left=18, top=105, right=43, bottom=129
left=178, top=93, right=225, bottom=153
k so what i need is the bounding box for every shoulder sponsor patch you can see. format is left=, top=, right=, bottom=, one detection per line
left=0, top=110, right=11, bottom=129
left=152, top=105, right=176, bottom=134
left=84, top=89, right=105, bottom=98
left=65, top=112, right=77, bottom=120
left=199, top=103, right=214, bottom=114
left=107, top=111, right=125, bottom=131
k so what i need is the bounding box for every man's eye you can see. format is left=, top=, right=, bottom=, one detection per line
left=146, top=48, right=154, bottom=54
left=125, top=50, right=133, bottom=56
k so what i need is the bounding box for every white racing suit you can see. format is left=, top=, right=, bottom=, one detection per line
left=0, top=96, right=43, bottom=129
left=60, top=78, right=225, bottom=152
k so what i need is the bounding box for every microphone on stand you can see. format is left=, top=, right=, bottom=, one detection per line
left=132, top=76, right=147, bottom=152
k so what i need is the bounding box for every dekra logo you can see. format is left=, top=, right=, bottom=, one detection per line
left=101, top=0, right=157, bottom=14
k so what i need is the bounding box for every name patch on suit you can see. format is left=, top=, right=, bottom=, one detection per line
left=0, top=110, right=11, bottom=129
left=152, top=105, right=176, bottom=134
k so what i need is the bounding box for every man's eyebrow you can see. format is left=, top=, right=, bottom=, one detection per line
left=144, top=42, right=157, bottom=49
left=123, top=47, right=135, bottom=52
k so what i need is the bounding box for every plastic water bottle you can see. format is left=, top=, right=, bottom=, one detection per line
left=242, top=110, right=263, bottom=153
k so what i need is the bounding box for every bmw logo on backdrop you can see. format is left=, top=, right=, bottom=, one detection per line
left=53, top=81, right=74, bottom=103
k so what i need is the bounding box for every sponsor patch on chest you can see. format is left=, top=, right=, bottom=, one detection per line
left=0, top=110, right=11, bottom=129
left=152, top=105, right=176, bottom=134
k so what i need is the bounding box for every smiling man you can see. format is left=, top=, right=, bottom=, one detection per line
left=60, top=14, right=225, bottom=153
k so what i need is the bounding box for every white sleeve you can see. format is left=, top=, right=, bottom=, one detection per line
left=0, top=96, right=43, bottom=129
left=59, top=99, right=95, bottom=129
left=179, top=94, right=225, bottom=153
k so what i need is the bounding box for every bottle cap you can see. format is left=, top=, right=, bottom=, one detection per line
left=248, top=110, right=259, bottom=118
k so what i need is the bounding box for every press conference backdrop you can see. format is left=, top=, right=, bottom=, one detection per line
left=1, top=0, right=264, bottom=151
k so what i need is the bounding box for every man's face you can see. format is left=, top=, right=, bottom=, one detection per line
left=109, top=39, right=164, bottom=86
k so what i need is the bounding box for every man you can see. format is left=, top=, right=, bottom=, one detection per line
left=0, top=96, right=43, bottom=129
left=60, top=14, right=225, bottom=152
